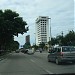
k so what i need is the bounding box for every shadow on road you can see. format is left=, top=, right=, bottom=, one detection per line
left=60, top=62, right=75, bottom=65
left=48, top=61, right=75, bottom=65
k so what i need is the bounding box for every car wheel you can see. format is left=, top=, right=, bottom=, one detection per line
left=48, top=58, right=50, bottom=62
left=56, top=59, right=60, bottom=65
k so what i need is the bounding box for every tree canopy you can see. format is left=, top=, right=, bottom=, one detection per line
left=0, top=9, right=28, bottom=50
left=23, top=42, right=31, bottom=49
left=49, top=30, right=75, bottom=46
left=39, top=42, right=45, bottom=49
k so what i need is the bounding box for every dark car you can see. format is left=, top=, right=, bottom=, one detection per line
left=47, top=46, right=75, bottom=65
left=21, top=49, right=28, bottom=54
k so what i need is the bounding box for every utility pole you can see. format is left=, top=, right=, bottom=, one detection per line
left=62, top=31, right=63, bottom=37
left=34, top=33, right=36, bottom=45
left=48, top=18, right=51, bottom=48
left=61, top=31, right=63, bottom=46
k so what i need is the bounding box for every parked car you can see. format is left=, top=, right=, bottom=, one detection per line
left=47, top=46, right=75, bottom=65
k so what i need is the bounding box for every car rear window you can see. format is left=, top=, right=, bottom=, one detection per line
left=62, top=47, right=75, bottom=52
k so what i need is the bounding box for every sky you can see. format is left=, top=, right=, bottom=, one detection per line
left=0, top=0, right=74, bottom=46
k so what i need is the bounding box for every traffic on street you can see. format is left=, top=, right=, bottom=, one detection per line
left=0, top=51, right=75, bottom=75
left=0, top=0, right=74, bottom=75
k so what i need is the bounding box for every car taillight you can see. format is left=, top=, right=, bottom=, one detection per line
left=60, top=52, right=63, bottom=56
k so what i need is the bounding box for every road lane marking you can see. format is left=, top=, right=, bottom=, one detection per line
left=44, top=69, right=54, bottom=74
left=38, top=65, right=54, bottom=74
left=30, top=59, right=35, bottom=63
left=30, top=59, right=54, bottom=74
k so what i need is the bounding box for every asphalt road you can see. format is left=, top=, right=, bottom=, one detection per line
left=0, top=51, right=75, bottom=75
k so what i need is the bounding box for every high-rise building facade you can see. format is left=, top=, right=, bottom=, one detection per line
left=35, top=16, right=49, bottom=45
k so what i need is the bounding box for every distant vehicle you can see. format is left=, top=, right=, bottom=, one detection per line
left=15, top=50, right=20, bottom=53
left=39, top=48, right=42, bottom=53
left=27, top=49, right=34, bottom=54
left=36, top=49, right=39, bottom=52
left=47, top=46, right=75, bottom=65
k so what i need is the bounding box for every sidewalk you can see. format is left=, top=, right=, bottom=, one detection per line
left=0, top=55, right=5, bottom=61
left=0, top=53, right=9, bottom=61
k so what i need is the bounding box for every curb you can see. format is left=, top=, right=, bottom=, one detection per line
left=0, top=53, right=9, bottom=61
left=0, top=58, right=4, bottom=61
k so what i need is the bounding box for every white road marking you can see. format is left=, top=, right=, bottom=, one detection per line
left=30, top=59, right=54, bottom=74
left=30, top=59, right=35, bottom=63
left=44, top=69, right=54, bottom=74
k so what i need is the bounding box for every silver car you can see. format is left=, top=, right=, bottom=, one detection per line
left=47, top=46, right=75, bottom=65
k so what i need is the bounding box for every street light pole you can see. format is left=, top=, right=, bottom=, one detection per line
left=50, top=18, right=51, bottom=42
left=48, top=18, right=51, bottom=48
left=34, top=33, right=36, bottom=45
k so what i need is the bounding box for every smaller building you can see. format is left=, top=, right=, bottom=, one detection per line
left=26, top=35, right=30, bottom=43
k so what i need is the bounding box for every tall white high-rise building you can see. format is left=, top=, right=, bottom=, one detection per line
left=35, top=16, right=49, bottom=45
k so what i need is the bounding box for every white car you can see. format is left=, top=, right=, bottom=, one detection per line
left=27, top=49, right=34, bottom=54
left=36, top=49, right=40, bottom=52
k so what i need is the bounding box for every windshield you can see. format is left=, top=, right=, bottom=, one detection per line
left=0, top=0, right=75, bottom=75
left=62, top=47, right=75, bottom=52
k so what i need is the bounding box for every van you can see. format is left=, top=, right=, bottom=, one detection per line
left=47, top=46, right=75, bottom=64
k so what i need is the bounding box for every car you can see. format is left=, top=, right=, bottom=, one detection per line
left=47, top=46, right=75, bottom=65
left=21, top=49, right=28, bottom=54
left=27, top=49, right=34, bottom=54
left=36, top=49, right=39, bottom=52
left=15, top=50, right=20, bottom=53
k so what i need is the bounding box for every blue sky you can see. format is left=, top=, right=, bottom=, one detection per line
left=0, top=0, right=74, bottom=45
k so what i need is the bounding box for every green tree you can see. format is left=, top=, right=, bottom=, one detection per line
left=23, top=42, right=31, bottom=49
left=49, top=30, right=75, bottom=46
left=48, top=38, right=58, bottom=46
left=32, top=44, right=38, bottom=51
left=55, top=35, right=63, bottom=46
left=63, top=30, right=75, bottom=46
left=9, top=41, right=19, bottom=51
left=0, top=9, right=28, bottom=50
left=39, top=42, right=45, bottom=50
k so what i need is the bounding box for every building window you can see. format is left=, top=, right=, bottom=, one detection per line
left=42, top=17, right=46, bottom=18
left=41, top=20, right=43, bottom=21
